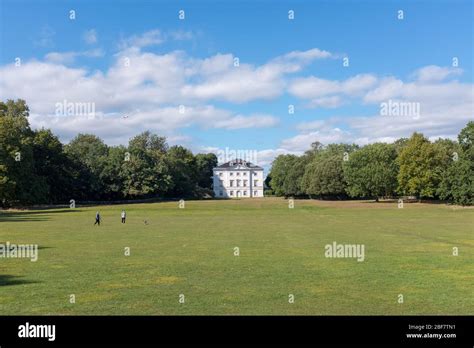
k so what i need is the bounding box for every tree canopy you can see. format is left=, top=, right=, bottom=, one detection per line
left=343, top=143, right=398, bottom=200
left=0, top=99, right=218, bottom=207
left=268, top=125, right=473, bottom=205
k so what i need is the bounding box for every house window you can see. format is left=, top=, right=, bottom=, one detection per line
left=236, top=172, right=240, bottom=176
left=243, top=191, right=247, bottom=196
left=230, top=180, right=234, bottom=187
left=243, top=180, right=248, bottom=186
left=254, top=190, right=258, bottom=196
left=254, top=180, right=258, bottom=186
left=230, top=172, right=233, bottom=176
left=218, top=172, right=223, bottom=177
left=236, top=180, right=241, bottom=187
left=253, top=172, right=257, bottom=176
left=219, top=191, right=223, bottom=196
left=230, top=191, right=234, bottom=196
left=243, top=172, right=247, bottom=176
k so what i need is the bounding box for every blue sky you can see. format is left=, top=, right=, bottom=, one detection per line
left=1, top=0, right=473, bottom=168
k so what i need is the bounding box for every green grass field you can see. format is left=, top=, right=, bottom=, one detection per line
left=0, top=198, right=473, bottom=315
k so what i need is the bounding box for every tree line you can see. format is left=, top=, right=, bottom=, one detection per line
left=267, top=122, right=473, bottom=205
left=0, top=99, right=217, bottom=207
left=2, top=99, right=472, bottom=207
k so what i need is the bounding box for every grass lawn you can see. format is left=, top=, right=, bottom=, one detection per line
left=0, top=198, right=473, bottom=315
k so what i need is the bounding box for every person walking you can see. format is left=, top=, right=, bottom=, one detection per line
left=94, top=211, right=101, bottom=226
left=121, top=210, right=126, bottom=224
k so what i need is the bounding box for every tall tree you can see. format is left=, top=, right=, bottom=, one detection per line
left=65, top=134, right=109, bottom=199
left=100, top=145, right=128, bottom=200
left=32, top=128, right=79, bottom=203
left=0, top=99, right=48, bottom=205
left=301, top=144, right=357, bottom=198
left=397, top=133, right=446, bottom=199
left=438, top=122, right=474, bottom=205
left=343, top=143, right=398, bottom=201
left=195, top=153, right=218, bottom=189
left=458, top=121, right=474, bottom=158
left=269, top=154, right=300, bottom=197
left=283, top=155, right=307, bottom=196
left=121, top=131, right=171, bottom=198
left=165, top=145, right=197, bottom=197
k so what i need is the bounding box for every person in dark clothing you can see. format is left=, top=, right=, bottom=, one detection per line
left=94, top=211, right=101, bottom=226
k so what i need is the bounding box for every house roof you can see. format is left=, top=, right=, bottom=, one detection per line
left=214, top=158, right=263, bottom=170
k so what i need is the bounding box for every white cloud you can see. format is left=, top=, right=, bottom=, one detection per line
left=118, top=29, right=195, bottom=50
left=281, top=75, right=473, bottom=156
left=44, top=48, right=104, bottom=64
left=412, top=65, right=462, bottom=82
left=168, top=30, right=194, bottom=41
left=282, top=48, right=332, bottom=60
left=196, top=146, right=297, bottom=169
left=268, top=48, right=333, bottom=73
left=307, top=96, right=343, bottom=108
left=2, top=32, right=334, bottom=119
left=24, top=104, right=279, bottom=146
left=34, top=25, right=55, bottom=48
left=256, top=148, right=300, bottom=167
left=182, top=48, right=334, bottom=103
left=181, top=64, right=285, bottom=103
left=2, top=25, right=472, bottom=166
left=213, top=114, right=278, bottom=129
left=280, top=128, right=350, bottom=152
left=289, top=73, right=378, bottom=108
left=363, top=77, right=404, bottom=103
left=119, top=29, right=165, bottom=49
left=296, top=120, right=326, bottom=131
left=260, top=66, right=473, bottom=165
left=83, top=29, right=98, bottom=44
left=342, top=74, right=378, bottom=94
left=289, top=77, right=340, bottom=99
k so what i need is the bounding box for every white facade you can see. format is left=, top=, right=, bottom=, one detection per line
left=213, top=159, right=264, bottom=198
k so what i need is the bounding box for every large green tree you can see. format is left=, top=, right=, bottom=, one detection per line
left=343, top=143, right=398, bottom=201
left=65, top=134, right=109, bottom=199
left=269, top=154, right=303, bottom=197
left=100, top=145, right=128, bottom=200
left=165, top=145, right=197, bottom=197
left=301, top=144, right=357, bottom=198
left=121, top=131, right=171, bottom=198
left=0, top=99, right=48, bottom=205
left=458, top=121, right=474, bottom=159
left=195, top=153, right=218, bottom=190
left=438, top=122, right=474, bottom=205
left=284, top=155, right=307, bottom=197
left=32, top=128, right=81, bottom=203
left=397, top=133, right=447, bottom=199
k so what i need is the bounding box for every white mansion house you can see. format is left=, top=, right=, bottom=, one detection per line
left=213, top=159, right=264, bottom=198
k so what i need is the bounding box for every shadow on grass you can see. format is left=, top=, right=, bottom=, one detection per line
left=0, top=274, right=40, bottom=287
left=0, top=209, right=83, bottom=222
left=362, top=199, right=398, bottom=204
left=0, top=244, right=54, bottom=251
